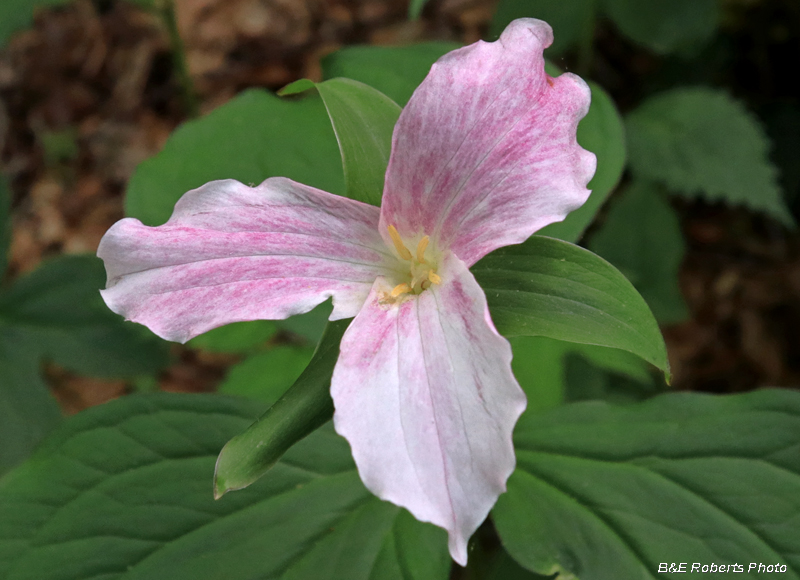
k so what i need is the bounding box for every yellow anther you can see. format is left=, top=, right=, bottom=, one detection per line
left=387, top=225, right=412, bottom=261
left=416, top=236, right=429, bottom=263
left=428, top=271, right=442, bottom=285
left=390, top=283, right=412, bottom=298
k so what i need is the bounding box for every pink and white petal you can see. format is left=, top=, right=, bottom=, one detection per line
left=379, top=18, right=596, bottom=266
left=331, top=253, right=526, bottom=565
left=98, top=178, right=395, bottom=343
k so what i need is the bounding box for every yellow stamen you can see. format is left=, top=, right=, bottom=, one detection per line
left=428, top=271, right=442, bottom=285
left=387, top=225, right=412, bottom=261
left=390, top=283, right=412, bottom=298
left=416, top=236, right=429, bottom=263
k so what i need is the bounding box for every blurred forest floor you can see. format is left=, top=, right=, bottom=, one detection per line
left=1, top=0, right=799, bottom=414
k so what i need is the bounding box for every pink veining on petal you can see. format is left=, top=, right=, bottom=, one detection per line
left=98, top=178, right=394, bottom=342
left=331, top=253, right=527, bottom=565
left=379, top=18, right=596, bottom=266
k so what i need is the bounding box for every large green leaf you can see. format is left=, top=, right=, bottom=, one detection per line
left=588, top=181, right=688, bottom=324
left=472, top=236, right=669, bottom=378
left=0, top=335, right=61, bottom=477
left=602, top=0, right=719, bottom=54
left=280, top=78, right=401, bottom=206
left=489, top=0, right=595, bottom=54
left=126, top=89, right=345, bottom=226
left=214, top=319, right=349, bottom=497
left=0, top=393, right=450, bottom=580
left=493, top=389, right=800, bottom=579
left=321, top=43, right=462, bottom=107
left=539, top=81, right=626, bottom=242
left=0, top=255, right=169, bottom=377
left=626, top=87, right=793, bottom=225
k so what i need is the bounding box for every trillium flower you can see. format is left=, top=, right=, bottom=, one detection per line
left=97, top=18, right=595, bottom=565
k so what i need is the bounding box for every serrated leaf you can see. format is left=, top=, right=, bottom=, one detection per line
left=588, top=181, right=688, bottom=324
left=489, top=0, right=594, bottom=54
left=626, top=87, right=793, bottom=225
left=493, top=389, right=800, bottom=579
left=321, top=43, right=462, bottom=107
left=0, top=255, right=169, bottom=377
left=126, top=89, right=344, bottom=226
left=280, top=77, right=401, bottom=206
left=539, top=81, right=626, bottom=242
left=0, top=335, right=61, bottom=476
left=214, top=319, right=348, bottom=497
left=472, top=236, right=669, bottom=379
left=0, top=393, right=450, bottom=580
left=602, top=0, right=718, bottom=54
left=218, top=346, right=315, bottom=406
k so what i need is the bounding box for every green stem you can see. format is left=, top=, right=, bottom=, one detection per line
left=156, top=0, right=199, bottom=119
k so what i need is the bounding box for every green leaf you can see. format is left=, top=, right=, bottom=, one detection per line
left=214, top=319, right=349, bottom=497
left=563, top=351, right=662, bottom=404
left=280, top=78, right=401, bottom=206
left=509, top=336, right=570, bottom=414
left=0, top=0, right=70, bottom=46
left=218, top=346, right=315, bottom=406
left=510, top=336, right=657, bottom=415
left=539, top=81, right=626, bottom=242
left=0, top=176, right=10, bottom=276
left=188, top=320, right=277, bottom=354
left=0, top=393, right=450, bottom=580
left=588, top=181, right=688, bottom=324
left=0, top=335, right=61, bottom=476
left=626, top=87, right=793, bottom=225
left=489, top=0, right=594, bottom=55
left=484, top=551, right=550, bottom=580
left=321, top=42, right=462, bottom=107
left=494, top=389, right=800, bottom=579
left=126, top=89, right=344, bottom=226
left=601, top=0, right=719, bottom=54
left=0, top=255, right=169, bottom=377
left=472, top=236, right=669, bottom=379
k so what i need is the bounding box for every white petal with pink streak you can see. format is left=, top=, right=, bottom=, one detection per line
left=380, top=18, right=596, bottom=265
left=98, top=178, right=395, bottom=342
left=331, top=253, right=527, bottom=564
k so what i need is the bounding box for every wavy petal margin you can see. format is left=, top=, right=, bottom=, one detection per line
left=331, top=253, right=527, bottom=564
left=379, top=18, right=596, bottom=266
left=98, top=178, right=393, bottom=342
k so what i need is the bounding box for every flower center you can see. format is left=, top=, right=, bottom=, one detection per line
left=386, top=225, right=441, bottom=299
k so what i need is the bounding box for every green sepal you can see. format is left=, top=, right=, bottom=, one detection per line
left=213, top=319, right=349, bottom=498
